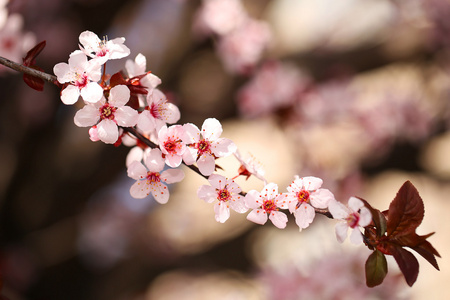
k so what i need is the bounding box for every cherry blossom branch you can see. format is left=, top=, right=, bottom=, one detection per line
left=0, top=55, right=57, bottom=83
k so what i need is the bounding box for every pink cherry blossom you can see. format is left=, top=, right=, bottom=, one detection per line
left=283, top=176, right=335, bottom=231
left=245, top=183, right=289, bottom=229
left=158, top=124, right=187, bottom=168
left=78, top=30, right=130, bottom=65
left=137, top=89, right=180, bottom=134
left=182, top=118, right=237, bottom=176
left=127, top=148, right=184, bottom=204
left=328, top=197, right=372, bottom=244
left=233, top=150, right=267, bottom=183
left=125, top=53, right=162, bottom=91
left=74, top=85, right=138, bottom=144
left=197, top=174, right=247, bottom=223
left=53, top=50, right=103, bottom=105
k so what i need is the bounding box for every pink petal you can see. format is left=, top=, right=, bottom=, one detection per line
left=163, top=103, right=181, bottom=124
left=359, top=207, right=372, bottom=227
left=97, top=119, right=118, bottom=144
left=294, top=202, right=315, bottom=230
left=197, top=154, right=216, bottom=176
left=201, top=118, right=222, bottom=141
left=144, top=148, right=165, bottom=172
left=211, top=138, right=236, bottom=157
left=161, top=169, right=185, bottom=184
left=262, top=182, right=278, bottom=200
left=151, top=182, right=170, bottom=204
left=79, top=30, right=101, bottom=50
left=197, top=185, right=217, bottom=203
left=53, top=62, right=70, bottom=83
left=229, top=195, right=247, bottom=213
left=348, top=196, right=364, bottom=212
left=165, top=154, right=182, bottom=168
left=127, top=161, right=148, bottom=180
left=328, top=200, right=349, bottom=220
left=297, top=176, right=323, bottom=191
left=244, top=190, right=262, bottom=209
left=269, top=211, right=288, bottom=229
left=74, top=104, right=99, bottom=127
left=68, top=50, right=88, bottom=69
left=183, top=123, right=201, bottom=144
left=335, top=222, right=349, bottom=243
left=247, top=209, right=268, bottom=225
left=349, top=227, right=363, bottom=244
left=137, top=111, right=156, bottom=133
left=61, top=85, right=80, bottom=105
left=116, top=106, right=138, bottom=127
left=214, top=202, right=230, bottom=223
left=125, top=53, right=146, bottom=77
left=109, top=85, right=130, bottom=107
left=126, top=147, right=144, bottom=167
left=207, top=174, right=227, bottom=189
left=310, top=188, right=334, bottom=209
left=130, top=180, right=150, bottom=199
left=182, top=147, right=198, bottom=165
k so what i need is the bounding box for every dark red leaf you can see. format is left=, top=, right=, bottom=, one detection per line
left=23, top=74, right=45, bottom=91
left=365, top=250, right=388, bottom=287
left=22, top=41, right=46, bottom=66
left=389, top=245, right=419, bottom=286
left=110, top=71, right=126, bottom=87
left=386, top=181, right=424, bottom=237
left=360, top=198, right=387, bottom=237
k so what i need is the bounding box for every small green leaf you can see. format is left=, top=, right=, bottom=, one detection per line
left=365, top=250, right=388, bottom=287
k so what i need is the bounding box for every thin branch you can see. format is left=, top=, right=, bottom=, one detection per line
left=0, top=55, right=57, bottom=83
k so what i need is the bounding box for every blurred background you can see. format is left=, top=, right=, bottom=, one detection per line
left=0, top=0, right=449, bottom=299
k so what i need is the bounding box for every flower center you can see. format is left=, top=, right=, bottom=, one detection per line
left=99, top=104, right=117, bottom=120
left=164, top=138, right=181, bottom=154
left=149, top=103, right=164, bottom=119
left=196, top=139, right=211, bottom=155
left=146, top=171, right=161, bottom=183
left=217, top=187, right=231, bottom=202
left=74, top=72, right=88, bottom=88
left=347, top=212, right=360, bottom=228
left=295, top=190, right=310, bottom=209
left=262, top=199, right=277, bottom=213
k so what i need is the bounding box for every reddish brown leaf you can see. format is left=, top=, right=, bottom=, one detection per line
left=23, top=73, right=45, bottom=91
left=360, top=198, right=387, bottom=237
left=389, top=244, right=419, bottom=286
left=365, top=250, right=388, bottom=287
left=110, top=71, right=127, bottom=87
left=22, top=41, right=46, bottom=66
left=386, top=181, right=424, bottom=237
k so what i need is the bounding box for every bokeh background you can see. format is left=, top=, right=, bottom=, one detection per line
left=1, top=0, right=450, bottom=299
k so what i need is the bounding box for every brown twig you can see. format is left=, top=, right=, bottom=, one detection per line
left=0, top=55, right=58, bottom=83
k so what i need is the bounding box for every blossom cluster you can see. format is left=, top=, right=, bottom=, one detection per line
left=52, top=30, right=371, bottom=245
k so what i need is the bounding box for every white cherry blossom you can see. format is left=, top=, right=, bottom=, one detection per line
left=233, top=150, right=266, bottom=183
left=125, top=53, right=162, bottom=91
left=79, top=30, right=130, bottom=65
left=53, top=50, right=103, bottom=104
left=245, top=183, right=288, bottom=229
left=197, top=174, right=247, bottom=223
left=182, top=118, right=236, bottom=176
left=74, top=85, right=138, bottom=144
left=328, top=197, right=372, bottom=244
left=283, top=176, right=335, bottom=231
left=127, top=148, right=184, bottom=204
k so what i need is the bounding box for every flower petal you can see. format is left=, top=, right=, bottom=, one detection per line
left=269, top=211, right=288, bottom=229
left=61, top=85, right=80, bottom=105
left=294, top=202, right=315, bottom=230
left=97, top=119, right=118, bottom=144
left=229, top=195, right=247, bottom=213
left=328, top=200, right=349, bottom=220
left=130, top=180, right=150, bottom=199
left=109, top=85, right=130, bottom=107
left=348, top=196, right=364, bottom=212
left=80, top=82, right=103, bottom=103
left=201, top=118, right=222, bottom=141
left=183, top=123, right=201, bottom=144
left=247, top=209, right=267, bottom=225
left=161, top=169, right=185, bottom=184
left=349, top=227, right=363, bottom=244
left=244, top=190, right=262, bottom=209
left=214, top=202, right=230, bottom=223
left=211, top=138, right=236, bottom=157
left=151, top=182, right=169, bottom=204
left=144, top=148, right=165, bottom=172
left=116, top=106, right=138, bottom=127
left=197, top=154, right=216, bottom=176
left=197, top=185, right=217, bottom=203
left=335, top=222, right=349, bottom=243
left=310, top=188, right=334, bottom=209
left=127, top=161, right=148, bottom=180
left=74, top=104, right=99, bottom=127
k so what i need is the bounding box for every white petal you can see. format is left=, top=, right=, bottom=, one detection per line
left=68, top=50, right=88, bottom=69
left=229, top=195, right=247, bottom=213
left=197, top=154, right=216, bottom=176
left=79, top=30, right=101, bottom=50
left=53, top=62, right=70, bottom=83
left=247, top=209, right=268, bottom=225
left=269, top=211, right=288, bottom=229
left=127, top=161, right=148, bottom=180
left=74, top=104, right=99, bottom=127
left=163, top=103, right=181, bottom=124
left=201, top=118, right=222, bottom=141
left=165, top=154, right=182, bottom=168
left=214, top=202, right=230, bottom=223
left=116, top=106, right=138, bottom=127
left=294, top=202, right=315, bottom=230
left=109, top=85, right=130, bottom=107
left=130, top=180, right=150, bottom=199
left=197, top=185, right=217, bottom=203
left=182, top=146, right=198, bottom=165
left=262, top=182, right=278, bottom=200
left=161, top=169, right=185, bottom=184
left=80, top=82, right=103, bottom=103
left=296, top=176, right=323, bottom=191
left=61, top=85, right=80, bottom=105
left=335, top=222, right=349, bottom=243
left=97, top=119, right=118, bottom=144
left=310, top=188, right=335, bottom=209
left=349, top=227, right=363, bottom=244
left=137, top=111, right=156, bottom=133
